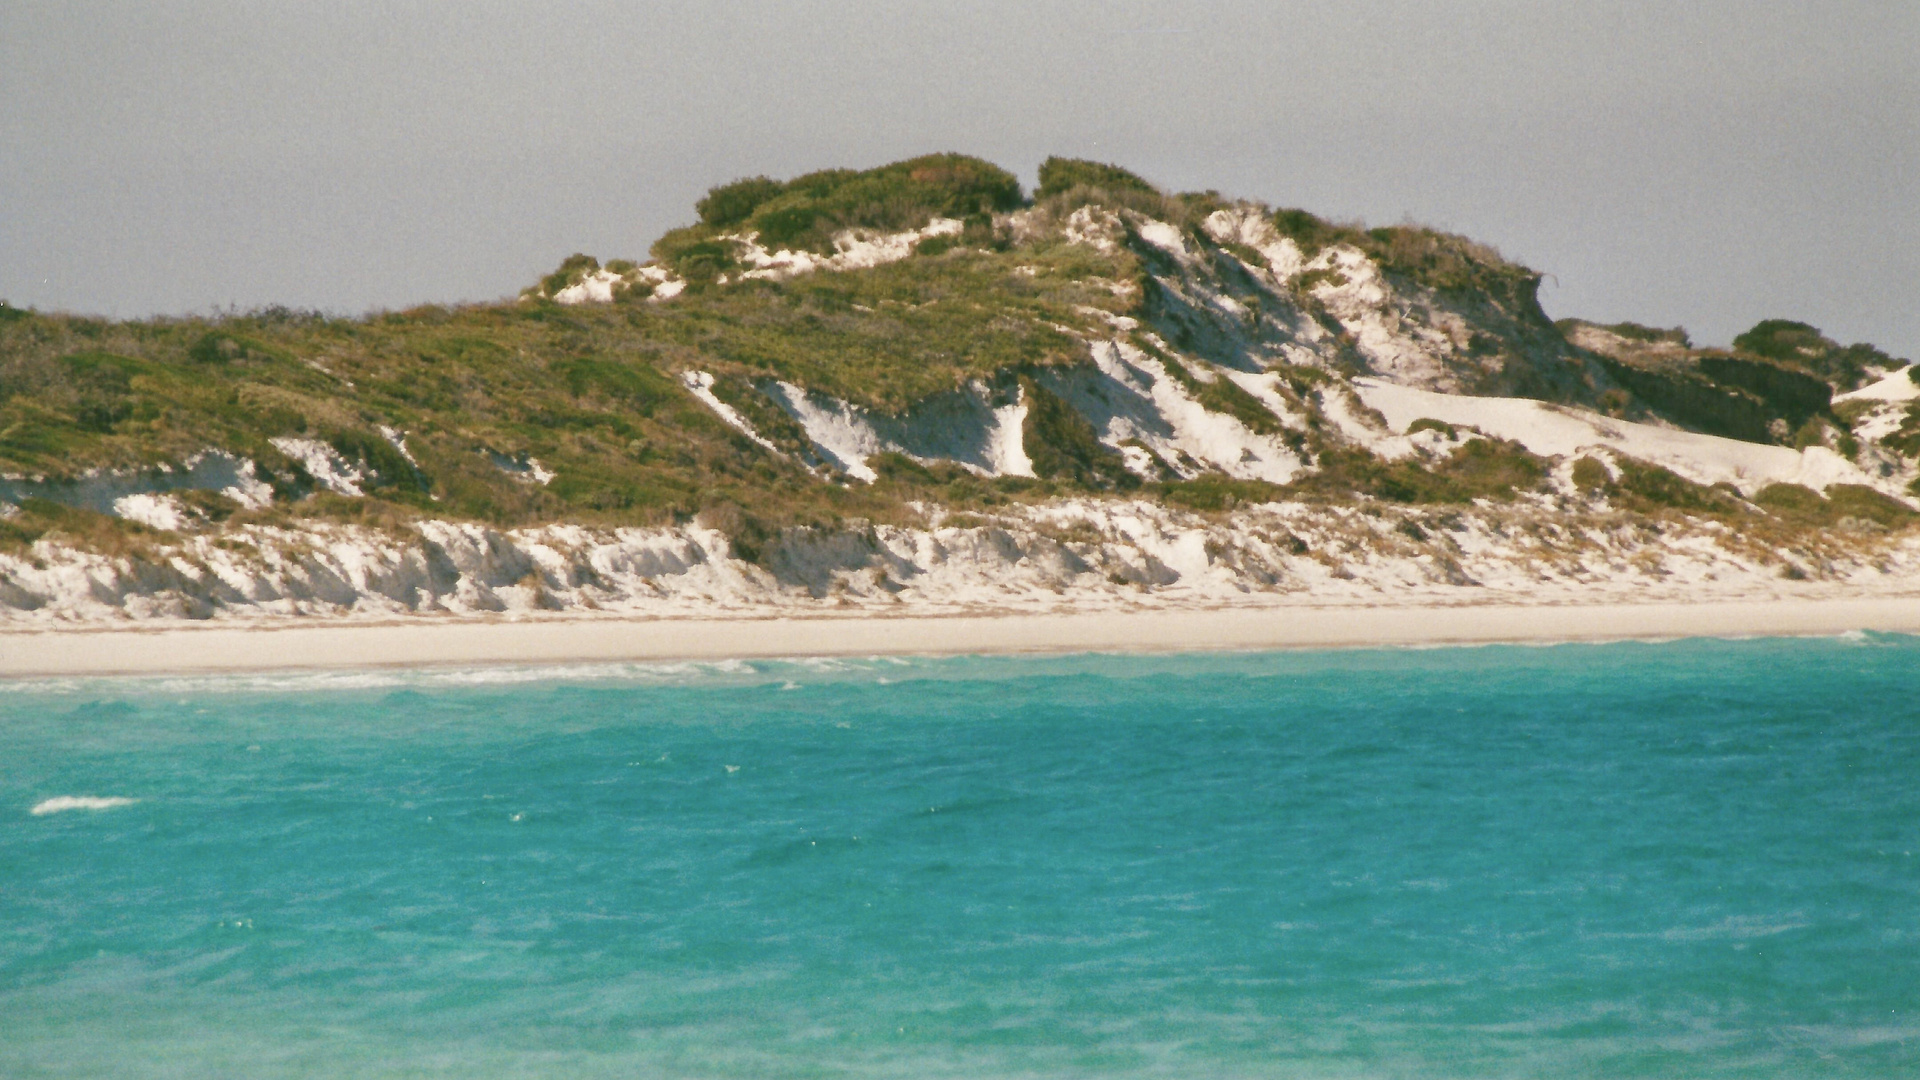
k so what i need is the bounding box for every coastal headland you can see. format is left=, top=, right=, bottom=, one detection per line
left=7, top=156, right=1919, bottom=653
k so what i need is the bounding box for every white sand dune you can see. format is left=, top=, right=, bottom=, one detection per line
left=1352, top=378, right=1880, bottom=496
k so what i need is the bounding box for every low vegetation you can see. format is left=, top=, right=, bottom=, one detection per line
left=2, top=152, right=1913, bottom=568
left=1289, top=437, right=1549, bottom=506
left=655, top=153, right=1023, bottom=279
left=1731, top=319, right=1908, bottom=392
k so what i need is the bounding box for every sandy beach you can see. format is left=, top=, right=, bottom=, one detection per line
left=1, top=596, right=1915, bottom=677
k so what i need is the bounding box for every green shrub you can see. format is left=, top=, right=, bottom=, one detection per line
left=1596, top=356, right=1776, bottom=444
left=1609, top=457, right=1736, bottom=513
left=538, top=253, right=600, bottom=296
left=650, top=229, right=738, bottom=283
left=1439, top=437, right=1547, bottom=496
left=326, top=429, right=428, bottom=495
left=1020, top=377, right=1137, bottom=490
left=1270, top=208, right=1357, bottom=256
left=1733, top=319, right=1824, bottom=362
left=914, top=234, right=958, bottom=258
left=1272, top=364, right=1331, bottom=397
left=1570, top=456, right=1611, bottom=490
left=1570, top=320, right=1692, bottom=347
left=1270, top=211, right=1533, bottom=297
left=1159, top=475, right=1286, bottom=512
left=1288, top=437, right=1544, bottom=505
left=0, top=498, right=159, bottom=557
left=1140, top=341, right=1291, bottom=438
left=707, top=375, right=816, bottom=457
left=1035, top=157, right=1157, bottom=201
left=58, top=350, right=156, bottom=391
left=653, top=154, right=1024, bottom=270
left=1731, top=319, right=1903, bottom=390
left=1754, top=482, right=1916, bottom=528
left=1882, top=404, right=1920, bottom=457
left=1293, top=267, right=1348, bottom=292
left=1363, top=226, right=1532, bottom=296
left=1827, top=484, right=1917, bottom=528
left=1406, top=417, right=1456, bottom=438
left=696, top=176, right=785, bottom=228
left=1832, top=399, right=1878, bottom=429
left=1696, top=353, right=1830, bottom=424
left=1754, top=483, right=1828, bottom=518
left=553, top=355, right=675, bottom=412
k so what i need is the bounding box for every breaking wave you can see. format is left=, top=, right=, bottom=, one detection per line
left=30, top=796, right=138, bottom=816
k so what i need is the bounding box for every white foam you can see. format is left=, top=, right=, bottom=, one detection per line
left=31, top=795, right=137, bottom=816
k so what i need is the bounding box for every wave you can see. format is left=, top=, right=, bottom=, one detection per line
left=7, top=632, right=1918, bottom=700
left=30, top=795, right=138, bottom=816
left=7, top=658, right=790, bottom=696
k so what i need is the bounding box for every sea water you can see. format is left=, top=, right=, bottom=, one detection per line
left=3, top=636, right=1918, bottom=1078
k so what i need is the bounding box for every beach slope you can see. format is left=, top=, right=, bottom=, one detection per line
left=3, top=597, right=1917, bottom=677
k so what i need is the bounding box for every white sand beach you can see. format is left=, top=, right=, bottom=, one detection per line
left=2, top=596, right=1916, bottom=677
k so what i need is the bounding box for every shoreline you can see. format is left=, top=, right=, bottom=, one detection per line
left=2, top=596, right=1917, bottom=677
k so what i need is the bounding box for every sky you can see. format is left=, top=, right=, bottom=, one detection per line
left=2, top=1, right=1916, bottom=357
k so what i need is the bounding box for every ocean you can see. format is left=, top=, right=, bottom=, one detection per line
left=3, top=635, right=1918, bottom=1077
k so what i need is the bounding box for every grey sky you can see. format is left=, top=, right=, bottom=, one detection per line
left=3, top=1, right=1916, bottom=357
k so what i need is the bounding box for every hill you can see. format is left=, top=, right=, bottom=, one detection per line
left=2, top=153, right=1917, bottom=620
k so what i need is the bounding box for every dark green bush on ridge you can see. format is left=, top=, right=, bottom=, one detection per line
left=1572, top=320, right=1691, bottom=347
left=657, top=154, right=1025, bottom=273
left=1732, top=319, right=1906, bottom=391
left=1734, top=320, right=1825, bottom=362
left=1270, top=208, right=1351, bottom=256
left=696, top=176, right=784, bottom=228
left=538, top=254, right=601, bottom=296
left=1035, top=157, right=1158, bottom=201
left=1270, top=209, right=1534, bottom=298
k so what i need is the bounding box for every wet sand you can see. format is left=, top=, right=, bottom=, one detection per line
left=2, top=596, right=1917, bottom=677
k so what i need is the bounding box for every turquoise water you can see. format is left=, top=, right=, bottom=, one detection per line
left=3, top=637, right=1918, bottom=1078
